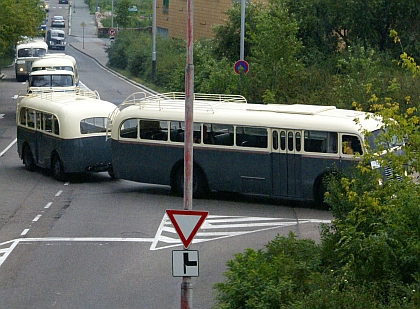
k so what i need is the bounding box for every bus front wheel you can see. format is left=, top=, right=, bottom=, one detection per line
left=172, top=166, right=210, bottom=199
left=52, top=155, right=67, bottom=181
left=23, top=145, right=36, bottom=171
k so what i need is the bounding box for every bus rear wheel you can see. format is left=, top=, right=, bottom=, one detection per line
left=52, top=155, right=67, bottom=181
left=172, top=166, right=210, bottom=199
left=23, top=145, right=36, bottom=171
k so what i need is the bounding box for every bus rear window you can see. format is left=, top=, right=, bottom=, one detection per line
left=80, top=117, right=108, bottom=134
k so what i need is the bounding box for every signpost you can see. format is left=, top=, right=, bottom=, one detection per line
left=81, top=22, right=86, bottom=49
left=166, top=209, right=208, bottom=308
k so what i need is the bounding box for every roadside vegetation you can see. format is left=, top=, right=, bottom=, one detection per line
left=0, top=0, right=45, bottom=70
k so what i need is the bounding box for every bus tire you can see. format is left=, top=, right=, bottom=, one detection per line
left=23, top=145, right=36, bottom=171
left=52, top=155, right=67, bottom=181
left=171, top=166, right=210, bottom=199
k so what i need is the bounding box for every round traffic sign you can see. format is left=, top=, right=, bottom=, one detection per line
left=108, top=28, right=116, bottom=36
left=234, top=60, right=249, bottom=75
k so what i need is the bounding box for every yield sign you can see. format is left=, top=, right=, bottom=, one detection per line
left=166, top=209, right=208, bottom=249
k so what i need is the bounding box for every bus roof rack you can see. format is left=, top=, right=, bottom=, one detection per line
left=245, top=104, right=337, bottom=115
left=20, top=89, right=101, bottom=101
left=117, top=92, right=248, bottom=113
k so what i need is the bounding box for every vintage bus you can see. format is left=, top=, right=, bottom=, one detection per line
left=28, top=54, right=79, bottom=92
left=17, top=91, right=115, bottom=180
left=107, top=92, right=385, bottom=204
left=15, top=39, right=48, bottom=82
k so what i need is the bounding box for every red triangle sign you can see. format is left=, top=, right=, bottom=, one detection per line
left=166, top=209, right=209, bottom=249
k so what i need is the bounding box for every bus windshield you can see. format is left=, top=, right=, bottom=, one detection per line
left=30, top=74, right=74, bottom=87
left=18, top=48, right=46, bottom=58
left=366, top=129, right=403, bottom=152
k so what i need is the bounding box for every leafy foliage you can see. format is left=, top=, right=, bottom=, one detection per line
left=0, top=0, right=45, bottom=62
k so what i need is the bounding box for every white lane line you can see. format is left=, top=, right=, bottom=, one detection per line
left=21, top=229, right=30, bottom=236
left=44, top=202, right=53, bottom=209
left=55, top=190, right=63, bottom=197
left=32, top=215, right=42, bottom=222
left=0, top=138, right=17, bottom=157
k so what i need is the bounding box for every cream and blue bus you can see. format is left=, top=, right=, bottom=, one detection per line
left=107, top=92, right=385, bottom=204
left=15, top=39, right=48, bottom=82
left=17, top=91, right=115, bottom=180
left=28, top=55, right=79, bottom=93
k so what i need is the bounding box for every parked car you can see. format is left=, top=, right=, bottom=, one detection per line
left=51, top=16, right=65, bottom=28
left=58, top=0, right=68, bottom=4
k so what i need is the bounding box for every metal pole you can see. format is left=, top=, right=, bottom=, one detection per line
left=152, top=0, right=157, bottom=80
left=240, top=0, right=245, bottom=60
left=111, top=0, right=114, bottom=28
left=182, top=0, right=194, bottom=307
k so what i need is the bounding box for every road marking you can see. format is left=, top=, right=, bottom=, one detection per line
left=0, top=215, right=331, bottom=267
left=44, top=202, right=53, bottom=209
left=0, top=138, right=17, bottom=157
left=151, top=214, right=331, bottom=250
left=32, top=215, right=42, bottom=222
left=55, top=190, right=63, bottom=197
left=21, top=229, right=30, bottom=236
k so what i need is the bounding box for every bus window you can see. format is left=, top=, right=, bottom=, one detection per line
left=80, top=117, right=108, bottom=134
left=45, top=113, right=53, bottom=133
left=202, top=124, right=215, bottom=144
left=296, top=132, right=301, bottom=152
left=140, top=120, right=168, bottom=141
left=53, top=116, right=59, bottom=135
left=304, top=131, right=338, bottom=153
left=27, top=109, right=35, bottom=128
left=236, top=126, right=268, bottom=148
left=36, top=111, right=43, bottom=130
left=272, top=131, right=278, bottom=150
left=120, top=118, right=138, bottom=139
left=280, top=131, right=286, bottom=150
left=170, top=121, right=184, bottom=142
left=19, top=108, right=27, bottom=126
left=342, top=134, right=363, bottom=155
left=213, top=124, right=234, bottom=146
left=288, top=132, right=294, bottom=151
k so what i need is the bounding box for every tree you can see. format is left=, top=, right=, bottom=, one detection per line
left=115, top=0, right=131, bottom=28
left=0, top=0, right=45, bottom=63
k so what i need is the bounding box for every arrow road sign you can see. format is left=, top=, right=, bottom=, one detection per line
left=165, top=209, right=208, bottom=249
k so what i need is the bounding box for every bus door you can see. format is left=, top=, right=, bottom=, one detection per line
left=272, top=129, right=302, bottom=198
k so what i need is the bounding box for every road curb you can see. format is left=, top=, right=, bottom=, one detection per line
left=68, top=42, right=159, bottom=95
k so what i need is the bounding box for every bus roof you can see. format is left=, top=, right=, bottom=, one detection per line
left=32, top=55, right=76, bottom=68
left=110, top=92, right=383, bottom=136
left=18, top=93, right=115, bottom=138
left=16, top=41, right=48, bottom=50
left=29, top=69, right=75, bottom=76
